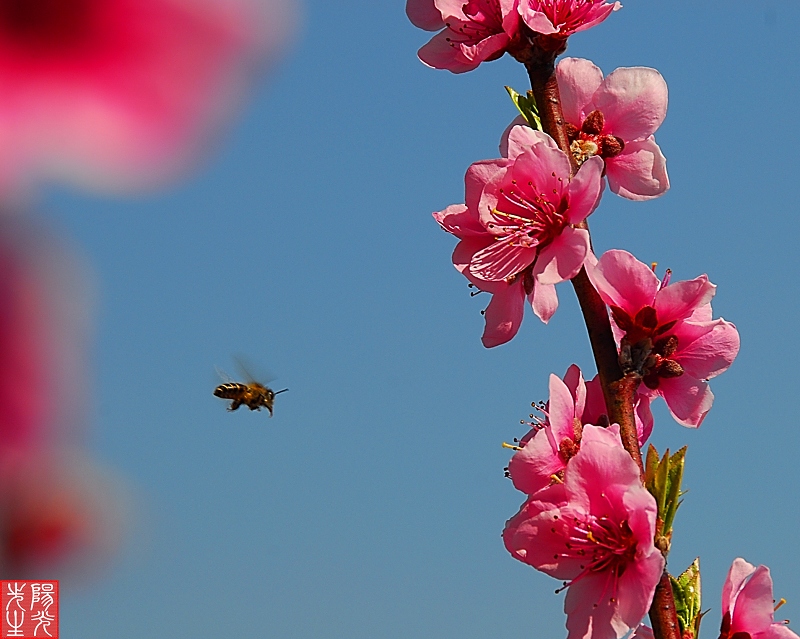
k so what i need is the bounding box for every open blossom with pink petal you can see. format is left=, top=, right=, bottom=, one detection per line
left=434, top=125, right=604, bottom=347
left=635, top=559, right=800, bottom=639
left=557, top=57, right=669, bottom=200
left=406, top=0, right=520, bottom=73
left=0, top=0, right=293, bottom=194
left=718, top=558, right=799, bottom=639
left=508, top=365, right=651, bottom=496
left=504, top=427, right=664, bottom=639
left=587, top=250, right=740, bottom=428
left=518, top=0, right=621, bottom=40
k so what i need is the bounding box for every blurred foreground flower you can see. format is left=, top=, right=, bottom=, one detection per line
left=0, top=216, right=126, bottom=578
left=0, top=451, right=125, bottom=579
left=0, top=0, right=296, bottom=194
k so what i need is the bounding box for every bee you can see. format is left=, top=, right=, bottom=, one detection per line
left=213, top=364, right=287, bottom=416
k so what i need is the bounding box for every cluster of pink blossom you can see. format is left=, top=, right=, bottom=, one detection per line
left=406, top=0, right=621, bottom=73
left=409, top=2, right=793, bottom=639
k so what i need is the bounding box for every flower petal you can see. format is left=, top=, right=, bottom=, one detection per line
left=557, top=57, right=605, bottom=126
left=417, top=31, right=481, bottom=73
left=654, top=274, right=715, bottom=324
left=530, top=281, right=559, bottom=323
left=511, top=141, right=572, bottom=197
left=586, top=250, right=660, bottom=315
left=657, top=374, right=714, bottom=428
left=470, top=237, right=537, bottom=281
left=433, top=204, right=486, bottom=238
left=605, top=137, right=669, bottom=201
left=465, top=158, right=510, bottom=212
left=567, top=156, right=604, bottom=224
left=731, top=565, right=777, bottom=635
left=508, top=429, right=564, bottom=495
left=406, top=0, right=444, bottom=30
left=562, top=364, right=587, bottom=419
left=674, top=319, right=740, bottom=380
left=505, top=125, right=559, bottom=161
left=564, top=572, right=623, bottom=639
left=723, top=558, right=757, bottom=618
left=549, top=373, right=579, bottom=442
left=481, top=277, right=526, bottom=347
left=534, top=227, right=590, bottom=285
left=593, top=67, right=668, bottom=141
left=518, top=9, right=558, bottom=35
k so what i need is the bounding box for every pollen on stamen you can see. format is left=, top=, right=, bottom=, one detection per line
left=502, top=442, right=522, bottom=451
left=775, top=599, right=787, bottom=612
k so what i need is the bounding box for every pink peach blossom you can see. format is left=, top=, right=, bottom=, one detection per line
left=518, top=0, right=621, bottom=39
left=508, top=365, right=654, bottom=496
left=434, top=125, right=603, bottom=347
left=0, top=218, right=124, bottom=578
left=0, top=451, right=125, bottom=578
left=719, top=558, right=799, bottom=639
left=0, top=0, right=292, bottom=194
left=556, top=57, right=669, bottom=200
left=504, top=427, right=664, bottom=639
left=406, top=0, right=520, bottom=73
left=587, top=250, right=740, bottom=428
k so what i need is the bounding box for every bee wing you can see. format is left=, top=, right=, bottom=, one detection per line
left=234, top=355, right=275, bottom=385
left=215, top=366, right=234, bottom=383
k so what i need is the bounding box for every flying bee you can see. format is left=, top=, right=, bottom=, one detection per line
left=213, top=364, right=287, bottom=416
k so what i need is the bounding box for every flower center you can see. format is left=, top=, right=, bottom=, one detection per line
left=566, top=110, right=625, bottom=166
left=444, top=0, right=503, bottom=49
left=488, top=179, right=570, bottom=253
left=0, top=0, right=94, bottom=51
left=554, top=513, right=638, bottom=599
left=610, top=304, right=685, bottom=383
left=530, top=0, right=611, bottom=33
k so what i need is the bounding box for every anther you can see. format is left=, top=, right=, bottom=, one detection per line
left=502, top=442, right=522, bottom=451
left=775, top=599, right=787, bottom=612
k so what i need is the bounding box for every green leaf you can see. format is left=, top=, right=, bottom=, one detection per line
left=663, top=447, right=686, bottom=533
left=671, top=559, right=702, bottom=638
left=505, top=86, right=542, bottom=131
left=645, top=445, right=688, bottom=549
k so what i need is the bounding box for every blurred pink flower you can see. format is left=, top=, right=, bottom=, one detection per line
left=509, top=365, right=652, bottom=495
left=719, top=558, right=800, bottom=639
left=406, top=0, right=520, bottom=73
left=0, top=218, right=124, bottom=578
left=0, top=0, right=293, bottom=194
left=504, top=427, right=664, bottom=639
left=587, top=250, right=740, bottom=428
left=0, top=451, right=125, bottom=579
left=518, top=0, right=621, bottom=39
left=434, top=125, right=603, bottom=347
left=557, top=57, right=669, bottom=200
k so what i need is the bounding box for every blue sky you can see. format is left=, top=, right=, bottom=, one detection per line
left=37, top=2, right=800, bottom=637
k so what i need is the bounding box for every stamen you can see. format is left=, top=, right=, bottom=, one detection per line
left=775, top=599, right=787, bottom=612
left=502, top=442, right=522, bottom=451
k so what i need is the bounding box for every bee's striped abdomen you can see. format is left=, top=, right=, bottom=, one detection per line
left=214, top=383, right=248, bottom=399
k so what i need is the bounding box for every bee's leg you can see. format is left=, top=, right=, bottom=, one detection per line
left=228, top=400, right=242, bottom=411
left=267, top=407, right=274, bottom=417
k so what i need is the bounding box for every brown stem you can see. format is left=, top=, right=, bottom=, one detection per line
left=525, top=45, right=679, bottom=639
left=524, top=54, right=642, bottom=471
left=649, top=572, right=682, bottom=639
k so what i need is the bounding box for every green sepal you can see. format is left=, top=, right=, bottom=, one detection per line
left=670, top=558, right=703, bottom=639
left=644, top=445, right=687, bottom=552
left=505, top=86, right=542, bottom=131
